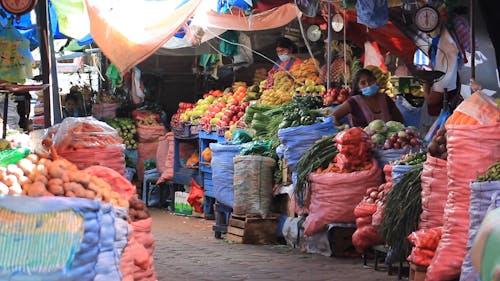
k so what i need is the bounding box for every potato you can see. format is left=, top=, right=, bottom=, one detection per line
left=84, top=189, right=96, bottom=199
left=47, top=183, right=64, bottom=196
left=17, top=175, right=31, bottom=186
left=34, top=175, right=49, bottom=186
left=3, top=174, right=18, bottom=186
left=8, top=183, right=23, bottom=195
left=68, top=171, right=91, bottom=187
left=26, top=182, right=47, bottom=197
left=0, top=182, right=9, bottom=195
left=25, top=154, right=40, bottom=165
left=17, top=158, right=35, bottom=176
left=48, top=164, right=64, bottom=179
left=48, top=178, right=63, bottom=186
left=117, top=199, right=130, bottom=208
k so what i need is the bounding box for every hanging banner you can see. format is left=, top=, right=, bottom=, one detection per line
left=84, top=0, right=202, bottom=74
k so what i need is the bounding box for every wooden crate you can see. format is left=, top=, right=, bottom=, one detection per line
left=409, top=263, right=427, bottom=281
left=226, top=213, right=280, bottom=244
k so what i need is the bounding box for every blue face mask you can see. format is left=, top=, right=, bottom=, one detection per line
left=278, top=54, right=291, bottom=61
left=361, top=84, right=379, bottom=96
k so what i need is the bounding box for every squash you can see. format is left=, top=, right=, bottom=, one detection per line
left=202, top=147, right=212, bottom=162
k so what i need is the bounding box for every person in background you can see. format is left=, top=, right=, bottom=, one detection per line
left=62, top=94, right=82, bottom=118
left=418, top=76, right=463, bottom=136
left=332, top=68, right=403, bottom=128
left=264, top=37, right=302, bottom=89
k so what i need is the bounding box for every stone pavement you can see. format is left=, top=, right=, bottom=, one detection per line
left=150, top=209, right=405, bottom=281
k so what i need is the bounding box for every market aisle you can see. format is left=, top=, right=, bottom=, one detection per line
left=150, top=209, right=397, bottom=281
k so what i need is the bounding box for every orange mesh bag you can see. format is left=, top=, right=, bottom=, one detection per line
left=156, top=132, right=174, bottom=184
left=419, top=154, right=448, bottom=229
left=303, top=160, right=382, bottom=236
left=137, top=142, right=159, bottom=182
left=426, top=123, right=500, bottom=281
left=83, top=165, right=136, bottom=201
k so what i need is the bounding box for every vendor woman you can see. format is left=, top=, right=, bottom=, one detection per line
left=263, top=37, right=301, bottom=89
left=332, top=68, right=403, bottom=128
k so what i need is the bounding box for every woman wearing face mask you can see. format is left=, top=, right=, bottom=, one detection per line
left=332, top=68, right=403, bottom=128
left=263, top=37, right=302, bottom=89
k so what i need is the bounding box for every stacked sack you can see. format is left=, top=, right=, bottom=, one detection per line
left=303, top=128, right=382, bottom=236
left=0, top=196, right=120, bottom=281
left=42, top=117, right=126, bottom=175
left=134, top=111, right=167, bottom=182
left=121, top=196, right=156, bottom=281
left=352, top=164, right=392, bottom=253
left=426, top=92, right=500, bottom=280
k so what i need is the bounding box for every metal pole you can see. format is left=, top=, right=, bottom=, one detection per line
left=326, top=3, right=332, bottom=92
left=2, top=91, right=8, bottom=139
left=470, top=0, right=476, bottom=79
left=36, top=0, right=51, bottom=127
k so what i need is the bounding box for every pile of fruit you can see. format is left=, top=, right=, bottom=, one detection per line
left=137, top=115, right=162, bottom=126
left=477, top=161, right=500, bottom=182
left=322, top=87, right=349, bottom=105
left=289, top=58, right=320, bottom=85
left=94, top=91, right=120, bottom=104
left=180, top=95, right=217, bottom=124
left=427, top=126, right=447, bottom=160
left=365, top=120, right=423, bottom=150
left=106, top=118, right=137, bottom=150
left=0, top=153, right=128, bottom=208
left=259, top=88, right=293, bottom=105
left=365, top=65, right=394, bottom=98
left=171, top=102, right=194, bottom=127
left=318, top=127, right=374, bottom=173
left=267, top=71, right=294, bottom=93
left=293, top=79, right=325, bottom=96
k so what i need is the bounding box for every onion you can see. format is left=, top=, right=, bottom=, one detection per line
left=366, top=198, right=375, bottom=203
left=438, top=144, right=447, bottom=154
left=370, top=191, right=378, bottom=199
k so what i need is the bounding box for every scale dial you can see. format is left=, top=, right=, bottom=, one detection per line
left=1, top=0, right=37, bottom=15
left=414, top=6, right=440, bottom=33
left=332, top=13, right=344, bottom=32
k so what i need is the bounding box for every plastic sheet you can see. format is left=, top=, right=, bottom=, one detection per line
left=278, top=117, right=336, bottom=172
left=210, top=143, right=241, bottom=207
left=460, top=181, right=500, bottom=281
left=391, top=164, right=414, bottom=185
left=419, top=154, right=448, bottom=229
left=303, top=160, right=382, bottom=236
left=426, top=123, right=500, bottom=281
left=233, top=155, right=276, bottom=218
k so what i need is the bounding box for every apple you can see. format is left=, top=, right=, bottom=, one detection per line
left=237, top=111, right=245, bottom=118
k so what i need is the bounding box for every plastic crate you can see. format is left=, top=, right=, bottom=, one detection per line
left=173, top=123, right=198, bottom=138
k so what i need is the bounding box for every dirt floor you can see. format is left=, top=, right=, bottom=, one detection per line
left=150, top=209, right=407, bottom=281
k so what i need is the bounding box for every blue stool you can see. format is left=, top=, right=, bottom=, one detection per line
left=142, top=169, right=175, bottom=209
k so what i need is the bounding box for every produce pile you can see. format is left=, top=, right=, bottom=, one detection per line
left=129, top=195, right=151, bottom=221
left=381, top=164, right=423, bottom=256
left=393, top=151, right=427, bottom=166
left=42, top=118, right=123, bottom=151
left=365, top=65, right=394, bottom=98
left=407, top=227, right=443, bottom=267
left=107, top=118, right=138, bottom=150
left=365, top=119, right=423, bottom=150
left=278, top=96, right=323, bottom=129
left=477, top=161, right=500, bottom=182
left=317, top=128, right=374, bottom=173
left=322, top=87, right=349, bottom=106
left=0, top=152, right=128, bottom=208
left=427, top=126, right=447, bottom=160
left=259, top=88, right=293, bottom=105
left=293, top=79, right=325, bottom=96
left=289, top=58, right=320, bottom=85
left=171, top=102, right=195, bottom=127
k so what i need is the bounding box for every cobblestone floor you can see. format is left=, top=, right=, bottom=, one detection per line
left=150, top=209, right=405, bottom=281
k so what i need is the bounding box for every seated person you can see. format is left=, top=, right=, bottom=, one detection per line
left=332, top=68, right=403, bottom=128
left=263, top=37, right=302, bottom=89
left=62, top=94, right=83, bottom=118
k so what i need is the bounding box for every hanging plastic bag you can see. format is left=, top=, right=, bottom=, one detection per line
left=0, top=22, right=33, bottom=83
left=356, top=0, right=388, bottom=28
left=187, top=179, right=204, bottom=213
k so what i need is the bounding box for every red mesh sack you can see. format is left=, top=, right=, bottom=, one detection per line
left=58, top=146, right=125, bottom=176
left=83, top=165, right=136, bottom=201
left=187, top=179, right=204, bottom=213
left=137, top=123, right=166, bottom=143
left=121, top=217, right=156, bottom=281
left=303, top=160, right=382, bottom=236
left=156, top=132, right=174, bottom=184
left=426, top=123, right=500, bottom=281
left=352, top=225, right=383, bottom=254
left=419, top=154, right=448, bottom=229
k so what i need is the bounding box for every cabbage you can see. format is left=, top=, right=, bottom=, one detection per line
left=385, top=121, right=404, bottom=133
left=371, top=133, right=386, bottom=145
left=368, top=119, right=386, bottom=134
